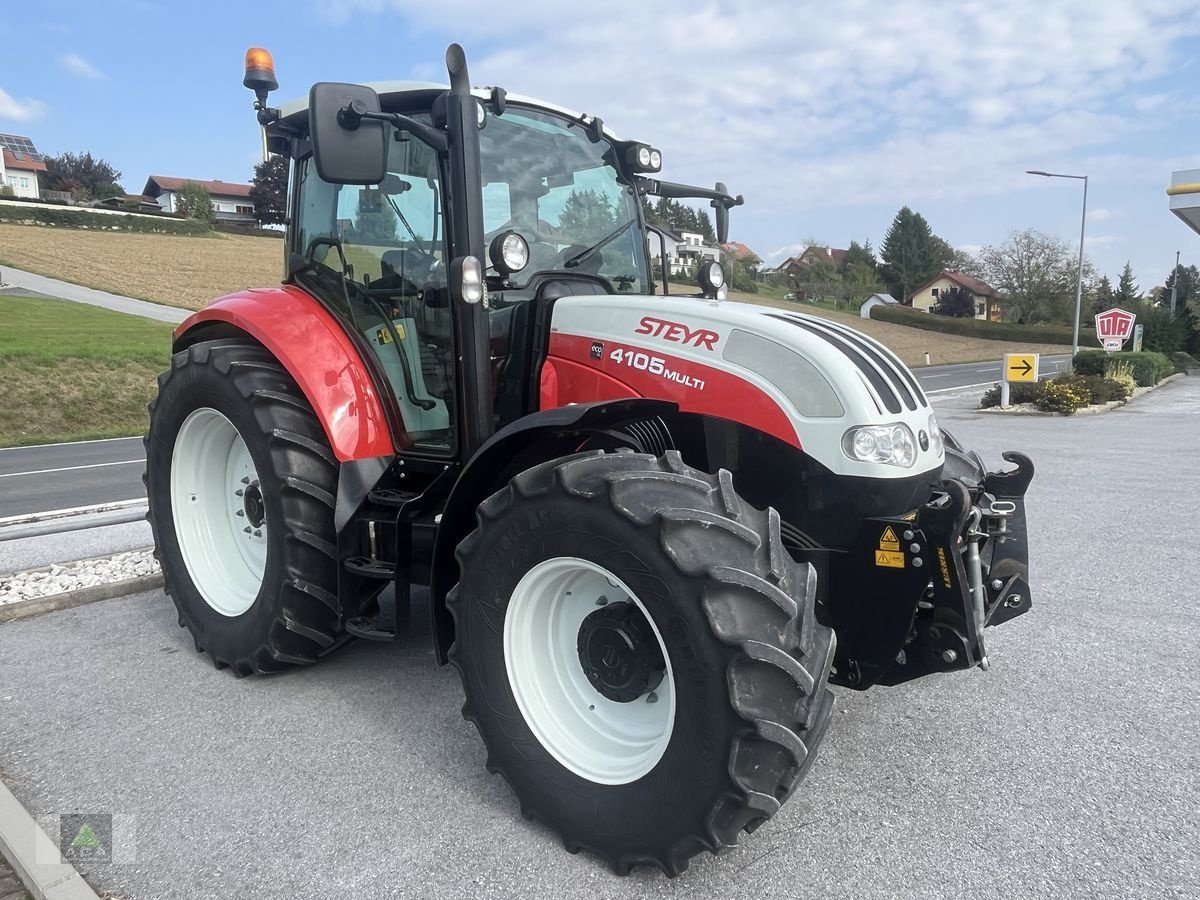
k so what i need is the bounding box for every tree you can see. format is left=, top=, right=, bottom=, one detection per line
left=174, top=182, right=216, bottom=228
left=978, top=229, right=1080, bottom=324
left=43, top=151, right=123, bottom=201
left=1113, top=262, right=1141, bottom=307
left=878, top=207, right=942, bottom=303
left=1162, top=263, right=1200, bottom=310
left=250, top=155, right=288, bottom=226
left=947, top=245, right=984, bottom=278
left=842, top=239, right=877, bottom=272
left=928, top=234, right=958, bottom=272
left=1090, top=275, right=1115, bottom=316
left=932, top=285, right=976, bottom=317
left=557, top=189, right=618, bottom=243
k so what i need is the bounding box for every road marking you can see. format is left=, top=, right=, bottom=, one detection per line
left=0, top=435, right=143, bottom=452
left=926, top=381, right=995, bottom=395
left=920, top=373, right=959, bottom=379
left=0, top=460, right=143, bottom=479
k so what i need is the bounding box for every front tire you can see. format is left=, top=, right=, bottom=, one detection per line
left=447, top=450, right=836, bottom=875
left=145, top=340, right=343, bottom=675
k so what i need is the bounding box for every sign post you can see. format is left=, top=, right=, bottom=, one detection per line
left=1001, top=352, right=1039, bottom=407
left=1132, top=323, right=1144, bottom=353
left=1094, top=308, right=1137, bottom=352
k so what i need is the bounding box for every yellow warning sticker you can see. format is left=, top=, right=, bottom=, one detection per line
left=376, top=328, right=393, bottom=345
left=875, top=550, right=905, bottom=568
left=879, top=526, right=900, bottom=552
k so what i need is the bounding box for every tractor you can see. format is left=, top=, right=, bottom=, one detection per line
left=143, top=44, right=1035, bottom=876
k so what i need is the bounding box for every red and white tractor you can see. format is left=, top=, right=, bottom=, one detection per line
left=143, top=44, right=1034, bottom=875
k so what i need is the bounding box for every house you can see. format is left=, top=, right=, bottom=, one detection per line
left=649, top=226, right=721, bottom=276
left=142, top=176, right=256, bottom=223
left=0, top=134, right=48, bottom=199
left=770, top=245, right=847, bottom=279
left=859, top=293, right=899, bottom=319
left=720, top=241, right=761, bottom=266
left=910, top=271, right=1001, bottom=320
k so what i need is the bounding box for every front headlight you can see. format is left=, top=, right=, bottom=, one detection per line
left=842, top=423, right=917, bottom=468
left=927, top=413, right=944, bottom=457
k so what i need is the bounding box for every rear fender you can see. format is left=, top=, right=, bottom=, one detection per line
left=173, top=286, right=396, bottom=462
left=429, top=398, right=677, bottom=663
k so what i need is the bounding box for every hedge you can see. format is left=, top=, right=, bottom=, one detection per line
left=870, top=304, right=1089, bottom=345
left=0, top=204, right=210, bottom=236
left=1073, top=349, right=1174, bottom=386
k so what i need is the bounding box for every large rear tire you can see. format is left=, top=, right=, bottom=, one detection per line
left=447, top=450, right=836, bottom=875
left=144, top=340, right=343, bottom=675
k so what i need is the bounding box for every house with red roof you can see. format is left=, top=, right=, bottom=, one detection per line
left=142, top=175, right=256, bottom=223
left=0, top=134, right=49, bottom=199
left=910, top=271, right=1001, bottom=320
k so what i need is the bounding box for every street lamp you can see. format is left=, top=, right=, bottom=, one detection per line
left=1026, top=169, right=1088, bottom=358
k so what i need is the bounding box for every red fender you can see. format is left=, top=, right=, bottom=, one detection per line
left=174, top=286, right=396, bottom=462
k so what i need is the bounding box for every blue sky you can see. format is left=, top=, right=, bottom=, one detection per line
left=4, top=0, right=1200, bottom=287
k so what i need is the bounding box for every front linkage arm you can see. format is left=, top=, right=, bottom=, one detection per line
left=824, top=452, right=1035, bottom=690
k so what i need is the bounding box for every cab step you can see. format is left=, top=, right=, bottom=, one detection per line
left=343, top=556, right=395, bottom=580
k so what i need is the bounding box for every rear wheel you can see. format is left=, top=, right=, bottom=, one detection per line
left=448, top=450, right=836, bottom=875
left=144, top=340, right=343, bottom=675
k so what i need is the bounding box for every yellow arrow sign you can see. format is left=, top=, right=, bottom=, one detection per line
left=1004, top=353, right=1039, bottom=383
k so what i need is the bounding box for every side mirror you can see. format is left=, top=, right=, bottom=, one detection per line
left=309, top=82, right=387, bottom=185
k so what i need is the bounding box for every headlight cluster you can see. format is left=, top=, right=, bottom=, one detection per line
left=842, top=424, right=917, bottom=468
left=927, top=413, right=945, bottom=457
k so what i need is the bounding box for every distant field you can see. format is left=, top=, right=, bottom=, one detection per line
left=0, top=293, right=172, bottom=446
left=726, top=291, right=1072, bottom=367
left=0, top=224, right=1071, bottom=367
left=0, top=224, right=281, bottom=309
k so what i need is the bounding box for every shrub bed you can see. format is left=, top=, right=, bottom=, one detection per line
left=980, top=373, right=1132, bottom=412
left=1073, top=350, right=1173, bottom=386
left=0, top=204, right=210, bottom=236
left=871, top=304, right=1089, bottom=345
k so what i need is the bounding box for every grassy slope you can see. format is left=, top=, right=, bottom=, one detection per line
left=0, top=224, right=282, bottom=310
left=0, top=294, right=173, bottom=446
left=0, top=224, right=1070, bottom=367
left=725, top=290, right=1072, bottom=366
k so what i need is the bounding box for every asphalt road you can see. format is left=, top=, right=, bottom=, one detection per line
left=0, top=354, right=1072, bottom=519
left=1, top=377, right=1196, bottom=899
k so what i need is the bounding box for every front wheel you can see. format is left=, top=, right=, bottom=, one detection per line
left=447, top=450, right=836, bottom=875
left=144, top=340, right=343, bottom=675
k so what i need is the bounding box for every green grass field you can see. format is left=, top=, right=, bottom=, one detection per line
left=0, top=293, right=173, bottom=446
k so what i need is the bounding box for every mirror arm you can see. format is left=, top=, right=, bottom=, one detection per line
left=640, top=177, right=743, bottom=210
left=356, top=109, right=448, bottom=154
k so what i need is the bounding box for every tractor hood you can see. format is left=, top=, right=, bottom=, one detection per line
left=545, top=294, right=943, bottom=480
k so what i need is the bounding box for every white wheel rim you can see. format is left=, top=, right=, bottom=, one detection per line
left=170, top=407, right=267, bottom=617
left=504, top=557, right=676, bottom=785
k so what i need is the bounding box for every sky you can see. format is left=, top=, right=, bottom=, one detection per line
left=4, top=0, right=1200, bottom=287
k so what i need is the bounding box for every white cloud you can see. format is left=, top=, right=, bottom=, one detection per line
left=1088, top=208, right=1116, bottom=222
left=317, top=0, right=1200, bottom=277
left=0, top=87, right=46, bottom=122
left=763, top=242, right=808, bottom=266
left=60, top=53, right=106, bottom=80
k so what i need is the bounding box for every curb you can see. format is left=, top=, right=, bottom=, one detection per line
left=0, top=780, right=100, bottom=900
left=978, top=372, right=1185, bottom=416
left=0, top=573, right=163, bottom=624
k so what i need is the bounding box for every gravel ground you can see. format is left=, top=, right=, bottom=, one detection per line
left=0, top=550, right=157, bottom=606
left=0, top=378, right=1197, bottom=899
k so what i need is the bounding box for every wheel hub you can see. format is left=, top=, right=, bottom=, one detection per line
left=577, top=601, right=666, bottom=703
left=242, top=481, right=265, bottom=528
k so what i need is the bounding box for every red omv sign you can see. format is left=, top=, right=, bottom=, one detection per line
left=1095, top=307, right=1136, bottom=352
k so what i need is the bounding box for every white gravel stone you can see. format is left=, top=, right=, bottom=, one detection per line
left=0, top=549, right=160, bottom=607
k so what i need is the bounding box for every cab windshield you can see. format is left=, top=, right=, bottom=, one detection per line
left=480, top=107, right=649, bottom=293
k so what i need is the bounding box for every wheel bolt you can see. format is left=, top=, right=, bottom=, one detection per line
left=241, top=476, right=250, bottom=485
left=646, top=692, right=658, bottom=704
left=596, top=595, right=608, bottom=606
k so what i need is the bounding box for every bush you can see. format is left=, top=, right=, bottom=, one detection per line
left=1079, top=375, right=1131, bottom=403
left=1034, top=376, right=1091, bottom=414
left=0, top=185, right=13, bottom=198
left=0, top=203, right=210, bottom=235
left=1074, top=350, right=1172, bottom=386
left=174, top=182, right=217, bottom=228
left=870, top=304, right=1088, bottom=345
left=1169, top=351, right=1200, bottom=373
left=980, top=381, right=1039, bottom=408
left=1103, top=359, right=1138, bottom=396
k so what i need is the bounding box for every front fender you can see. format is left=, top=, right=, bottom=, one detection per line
left=429, top=398, right=678, bottom=662
left=173, top=286, right=396, bottom=462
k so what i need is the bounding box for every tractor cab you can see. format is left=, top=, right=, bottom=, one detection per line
left=256, top=57, right=741, bottom=457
